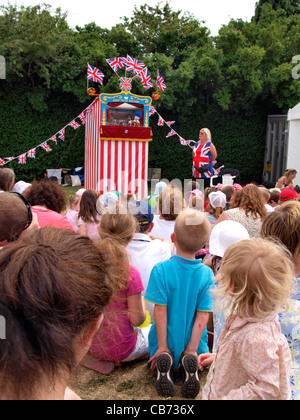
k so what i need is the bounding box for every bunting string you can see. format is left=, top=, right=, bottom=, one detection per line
left=149, top=105, right=196, bottom=149
left=0, top=98, right=98, bottom=167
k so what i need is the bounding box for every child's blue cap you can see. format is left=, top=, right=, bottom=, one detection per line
left=127, top=199, right=154, bottom=225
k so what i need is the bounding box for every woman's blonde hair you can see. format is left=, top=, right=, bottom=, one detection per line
left=200, top=128, right=212, bottom=142
left=216, top=237, right=294, bottom=319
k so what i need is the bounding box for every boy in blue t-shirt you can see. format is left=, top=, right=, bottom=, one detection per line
left=145, top=208, right=214, bottom=399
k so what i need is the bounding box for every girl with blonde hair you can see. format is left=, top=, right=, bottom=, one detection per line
left=199, top=237, right=294, bottom=400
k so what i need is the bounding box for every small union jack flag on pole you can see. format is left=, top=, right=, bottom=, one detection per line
left=18, top=154, right=27, bottom=165
left=40, top=141, right=52, bottom=152
left=156, top=70, right=167, bottom=91
left=106, top=57, right=125, bottom=73
left=87, top=64, right=104, bottom=84
left=166, top=129, right=176, bottom=138
left=123, top=55, right=145, bottom=75
left=120, top=77, right=132, bottom=92
left=137, top=67, right=153, bottom=90
left=68, top=120, right=80, bottom=130
left=27, top=148, right=36, bottom=158
left=149, top=106, right=156, bottom=116
left=58, top=128, right=65, bottom=141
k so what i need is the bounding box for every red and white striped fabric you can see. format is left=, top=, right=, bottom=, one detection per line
left=85, top=98, right=148, bottom=199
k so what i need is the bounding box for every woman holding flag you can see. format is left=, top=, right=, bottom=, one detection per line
left=192, top=128, right=217, bottom=188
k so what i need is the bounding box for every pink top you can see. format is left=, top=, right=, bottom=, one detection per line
left=89, top=266, right=144, bottom=362
left=202, top=311, right=291, bottom=400
left=32, top=207, right=76, bottom=231
left=66, top=209, right=79, bottom=232
left=77, top=214, right=101, bottom=240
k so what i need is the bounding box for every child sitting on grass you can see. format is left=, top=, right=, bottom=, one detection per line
left=199, top=238, right=294, bottom=400
left=145, top=208, right=214, bottom=399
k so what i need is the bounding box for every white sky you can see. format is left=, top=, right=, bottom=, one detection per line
left=5, top=0, right=258, bottom=36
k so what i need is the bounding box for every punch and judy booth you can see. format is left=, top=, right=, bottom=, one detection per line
left=84, top=57, right=156, bottom=199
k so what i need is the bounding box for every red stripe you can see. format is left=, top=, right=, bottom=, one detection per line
left=135, top=141, right=139, bottom=196
left=121, top=141, right=126, bottom=194
left=114, top=142, right=119, bottom=193
left=141, top=142, right=146, bottom=197
left=107, top=140, right=111, bottom=191
left=128, top=142, right=132, bottom=194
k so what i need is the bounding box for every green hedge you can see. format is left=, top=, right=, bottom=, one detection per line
left=0, top=85, right=267, bottom=185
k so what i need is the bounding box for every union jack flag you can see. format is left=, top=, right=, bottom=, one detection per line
left=69, top=120, right=80, bottom=130
left=166, top=129, right=176, bottom=138
left=87, top=63, right=104, bottom=84
left=58, top=128, right=65, bottom=141
left=50, top=135, right=57, bottom=145
left=78, top=112, right=86, bottom=125
left=18, top=154, right=27, bottom=165
left=0, top=158, right=5, bottom=166
left=158, top=116, right=165, bottom=126
left=156, top=70, right=167, bottom=91
left=27, top=148, right=36, bottom=158
left=85, top=105, right=93, bottom=115
left=4, top=157, right=14, bottom=162
left=106, top=57, right=125, bottom=72
left=149, top=106, right=156, bottom=116
left=120, top=77, right=132, bottom=92
left=123, top=55, right=145, bottom=74
left=166, top=121, right=175, bottom=126
left=40, top=141, right=52, bottom=152
left=137, top=67, right=153, bottom=89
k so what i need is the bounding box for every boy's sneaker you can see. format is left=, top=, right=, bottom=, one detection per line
left=181, top=354, right=200, bottom=399
left=155, top=352, right=175, bottom=397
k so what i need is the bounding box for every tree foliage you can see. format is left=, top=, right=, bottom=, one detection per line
left=0, top=1, right=299, bottom=184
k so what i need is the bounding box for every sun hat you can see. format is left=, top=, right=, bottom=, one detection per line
left=279, top=188, right=298, bottom=202
left=154, top=181, right=168, bottom=195
left=75, top=188, right=86, bottom=196
left=12, top=181, right=31, bottom=194
left=209, top=220, right=250, bottom=258
left=208, top=191, right=227, bottom=209
left=127, top=199, right=154, bottom=225
left=100, top=191, right=119, bottom=207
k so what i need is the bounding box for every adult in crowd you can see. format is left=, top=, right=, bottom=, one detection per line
left=0, top=191, right=39, bottom=247
left=23, top=180, right=75, bottom=231
left=0, top=227, right=115, bottom=400
left=192, top=128, right=217, bottom=189
left=217, top=184, right=267, bottom=238
left=276, top=169, right=297, bottom=190
left=0, top=168, right=15, bottom=192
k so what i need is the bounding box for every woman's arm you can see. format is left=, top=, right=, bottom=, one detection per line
left=210, top=143, right=217, bottom=161
left=127, top=292, right=146, bottom=327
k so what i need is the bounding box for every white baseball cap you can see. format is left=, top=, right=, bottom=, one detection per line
left=209, top=220, right=250, bottom=257
left=208, top=191, right=227, bottom=209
